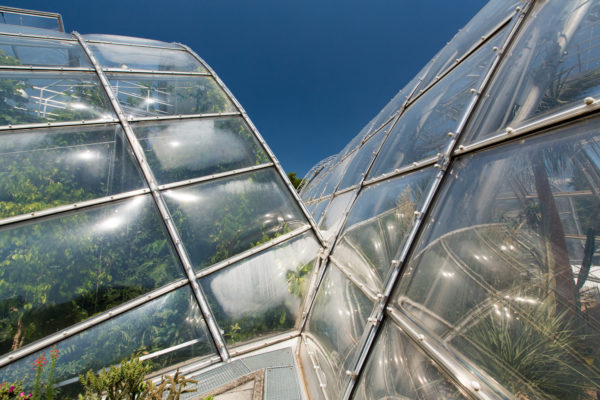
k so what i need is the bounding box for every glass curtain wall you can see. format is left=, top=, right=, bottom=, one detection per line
left=0, top=21, right=323, bottom=395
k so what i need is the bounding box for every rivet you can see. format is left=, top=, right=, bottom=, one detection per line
left=414, top=211, right=421, bottom=217
left=447, top=132, right=455, bottom=137
left=470, top=88, right=476, bottom=94
left=417, top=334, right=425, bottom=341
left=412, top=162, right=418, bottom=167
left=493, top=46, right=499, bottom=52
left=472, top=381, right=481, bottom=391
left=434, top=163, right=441, bottom=169
left=8, top=356, right=13, bottom=360
left=481, top=35, right=486, bottom=41
left=506, top=127, right=514, bottom=135
left=584, top=97, right=595, bottom=105
left=516, top=6, right=522, bottom=12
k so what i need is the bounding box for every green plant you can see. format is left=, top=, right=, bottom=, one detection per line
left=145, top=370, right=196, bottom=400
left=0, top=381, right=31, bottom=399
left=78, top=356, right=150, bottom=400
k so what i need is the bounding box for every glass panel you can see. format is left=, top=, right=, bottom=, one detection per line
left=0, top=24, right=70, bottom=39
left=305, top=264, right=374, bottom=399
left=132, top=117, right=269, bottom=185
left=0, top=12, right=61, bottom=31
left=83, top=34, right=181, bottom=49
left=0, top=124, right=146, bottom=218
left=464, top=0, right=600, bottom=144
left=337, top=123, right=389, bottom=190
left=353, top=320, right=466, bottom=400
left=0, top=36, right=90, bottom=68
left=368, top=34, right=502, bottom=179
left=108, top=74, right=236, bottom=118
left=310, top=198, right=330, bottom=226
left=0, top=195, right=184, bottom=354
left=0, top=71, right=114, bottom=125
left=319, top=191, right=355, bottom=241
left=319, top=155, right=354, bottom=197
left=0, top=286, right=215, bottom=396
left=89, top=43, right=206, bottom=73
left=416, top=0, right=518, bottom=92
left=394, top=119, right=600, bottom=399
left=332, top=168, right=436, bottom=293
left=200, top=232, right=320, bottom=345
left=163, top=168, right=306, bottom=271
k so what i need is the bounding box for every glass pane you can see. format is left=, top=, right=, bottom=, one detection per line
left=394, top=119, right=600, bottom=399
left=200, top=232, right=320, bottom=345
left=304, top=264, right=374, bottom=399
left=337, top=123, right=389, bottom=190
left=416, top=0, right=518, bottom=92
left=353, top=320, right=466, bottom=400
left=0, top=36, right=90, bottom=68
left=310, top=198, right=330, bottom=226
left=0, top=195, right=184, bottom=354
left=0, top=71, right=115, bottom=125
left=0, top=25, right=70, bottom=39
left=0, top=124, right=146, bottom=218
left=318, top=155, right=354, bottom=197
left=89, top=43, right=206, bottom=73
left=132, top=117, right=269, bottom=185
left=368, top=33, right=503, bottom=179
left=464, top=0, right=600, bottom=144
left=0, top=286, right=215, bottom=396
left=319, top=191, right=355, bottom=241
left=332, top=168, right=436, bottom=293
left=108, top=74, right=236, bottom=118
left=83, top=34, right=181, bottom=49
left=163, top=168, right=307, bottom=271
left=0, top=12, right=60, bottom=31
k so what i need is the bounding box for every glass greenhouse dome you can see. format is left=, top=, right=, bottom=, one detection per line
left=0, top=1, right=599, bottom=399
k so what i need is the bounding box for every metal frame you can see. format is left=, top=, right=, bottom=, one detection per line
left=84, top=38, right=186, bottom=51
left=178, top=43, right=326, bottom=248
left=336, top=3, right=535, bottom=399
left=74, top=32, right=231, bottom=362
left=0, top=6, right=64, bottom=32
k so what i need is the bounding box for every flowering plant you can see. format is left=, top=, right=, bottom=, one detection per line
left=0, top=382, right=32, bottom=399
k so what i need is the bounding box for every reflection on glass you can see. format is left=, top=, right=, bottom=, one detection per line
left=108, top=74, right=235, bottom=118
left=333, top=168, right=436, bottom=293
left=368, top=34, right=502, bottom=179
left=394, top=119, right=600, bottom=399
left=201, top=232, right=320, bottom=345
left=415, top=0, right=517, bottom=92
left=319, top=191, right=355, bottom=242
left=83, top=34, right=181, bottom=49
left=310, top=199, right=330, bottom=226
left=0, top=286, right=215, bottom=395
left=318, top=155, right=354, bottom=198
left=0, top=71, right=114, bottom=125
left=0, top=195, right=184, bottom=354
left=0, top=12, right=61, bottom=31
left=132, top=117, right=269, bottom=185
left=464, top=0, right=600, bottom=143
left=305, top=264, right=374, bottom=399
left=337, top=124, right=389, bottom=190
left=89, top=43, right=206, bottom=72
left=0, top=37, right=90, bottom=68
left=163, top=168, right=307, bottom=271
left=0, top=124, right=146, bottom=218
left=353, top=321, right=466, bottom=400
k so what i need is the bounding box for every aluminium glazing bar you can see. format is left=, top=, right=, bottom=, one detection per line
left=386, top=308, right=513, bottom=400
left=342, top=4, right=534, bottom=399
left=158, top=163, right=274, bottom=191
left=0, top=65, right=95, bottom=72
left=178, top=43, right=326, bottom=248
left=74, top=32, right=231, bottom=362
left=128, top=111, right=241, bottom=123
left=0, top=31, right=72, bottom=41
left=227, top=330, right=301, bottom=359
left=0, top=188, right=150, bottom=227
left=455, top=97, right=600, bottom=156
left=84, top=39, right=188, bottom=51
left=195, top=225, right=312, bottom=279
left=363, top=155, right=439, bottom=186
left=102, top=68, right=211, bottom=76
left=0, top=6, right=61, bottom=19
left=0, top=118, right=118, bottom=131
left=0, top=278, right=189, bottom=369
left=328, top=256, right=379, bottom=302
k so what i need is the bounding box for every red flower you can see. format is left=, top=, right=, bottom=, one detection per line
left=50, top=348, right=59, bottom=359
left=32, top=353, right=47, bottom=369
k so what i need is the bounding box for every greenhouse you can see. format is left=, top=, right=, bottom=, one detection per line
left=0, top=0, right=599, bottom=399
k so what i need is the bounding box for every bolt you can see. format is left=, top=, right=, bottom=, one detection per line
left=584, top=97, right=595, bottom=105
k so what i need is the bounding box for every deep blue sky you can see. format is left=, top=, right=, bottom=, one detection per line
left=7, top=0, right=486, bottom=176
